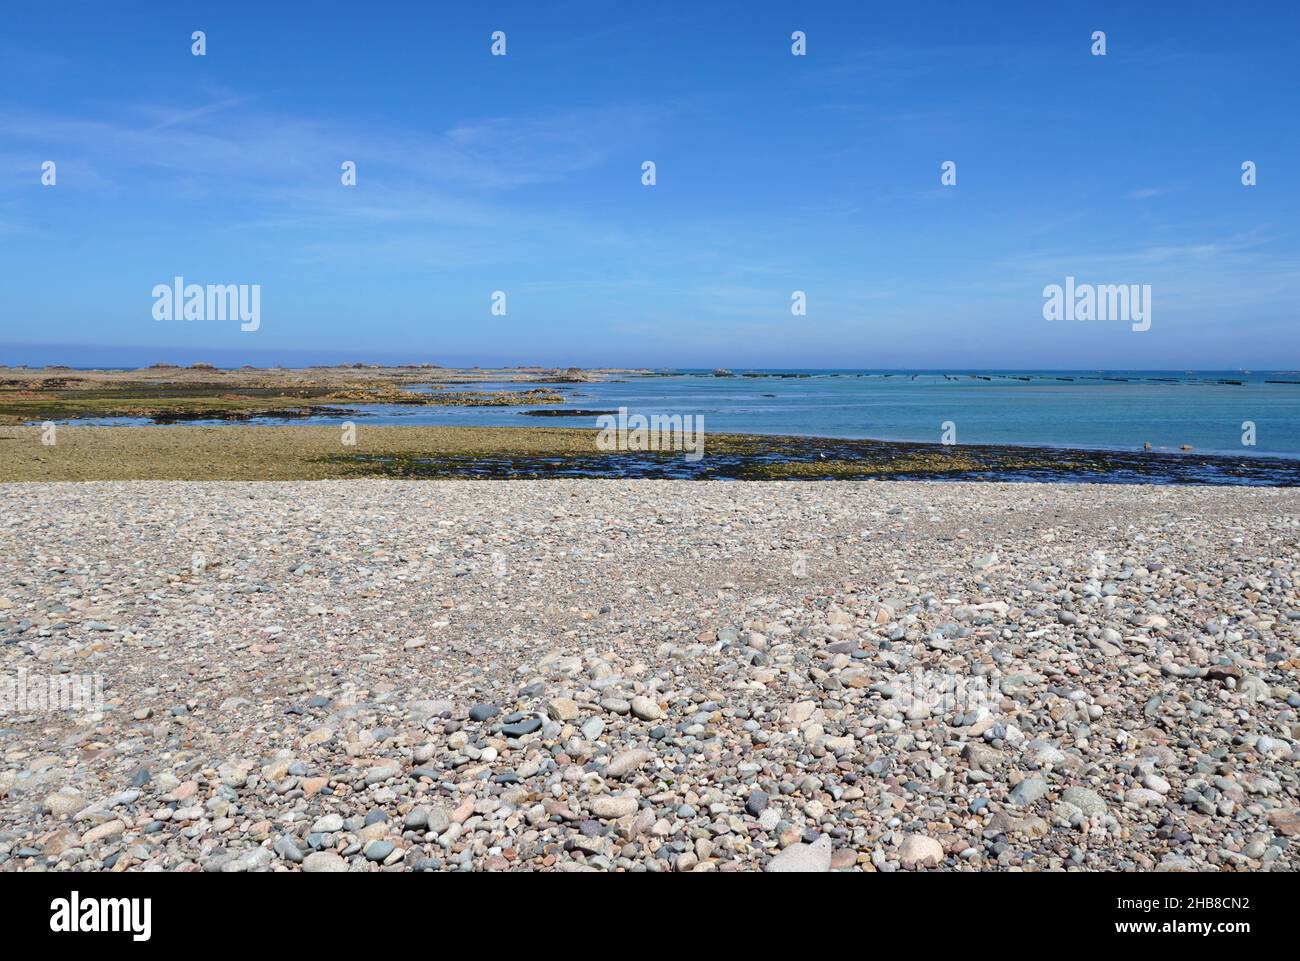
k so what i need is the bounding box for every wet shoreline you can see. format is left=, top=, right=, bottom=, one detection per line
left=333, top=432, right=1300, bottom=486
left=3, top=424, right=1298, bottom=486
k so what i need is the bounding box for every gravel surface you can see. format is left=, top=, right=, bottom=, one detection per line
left=2, top=479, right=1298, bottom=872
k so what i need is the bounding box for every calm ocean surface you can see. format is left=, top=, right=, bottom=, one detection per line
left=78, top=370, right=1300, bottom=459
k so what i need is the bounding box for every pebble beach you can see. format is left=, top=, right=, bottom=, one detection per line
left=2, top=479, right=1298, bottom=872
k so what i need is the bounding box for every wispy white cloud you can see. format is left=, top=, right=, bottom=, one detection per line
left=0, top=97, right=663, bottom=194
left=1125, top=186, right=1186, bottom=201
left=141, top=95, right=253, bottom=133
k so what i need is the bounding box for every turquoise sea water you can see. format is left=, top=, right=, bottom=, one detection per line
left=62, top=370, right=1300, bottom=460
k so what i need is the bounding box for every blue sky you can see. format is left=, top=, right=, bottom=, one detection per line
left=1, top=0, right=1297, bottom=369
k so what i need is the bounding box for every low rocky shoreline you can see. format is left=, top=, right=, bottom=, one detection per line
left=1, top=480, right=1297, bottom=871
left=0, top=364, right=627, bottom=425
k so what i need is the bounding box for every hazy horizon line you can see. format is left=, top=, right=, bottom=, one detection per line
left=0, top=340, right=1294, bottom=374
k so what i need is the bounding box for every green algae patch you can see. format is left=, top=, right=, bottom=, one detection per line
left=741, top=453, right=985, bottom=479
